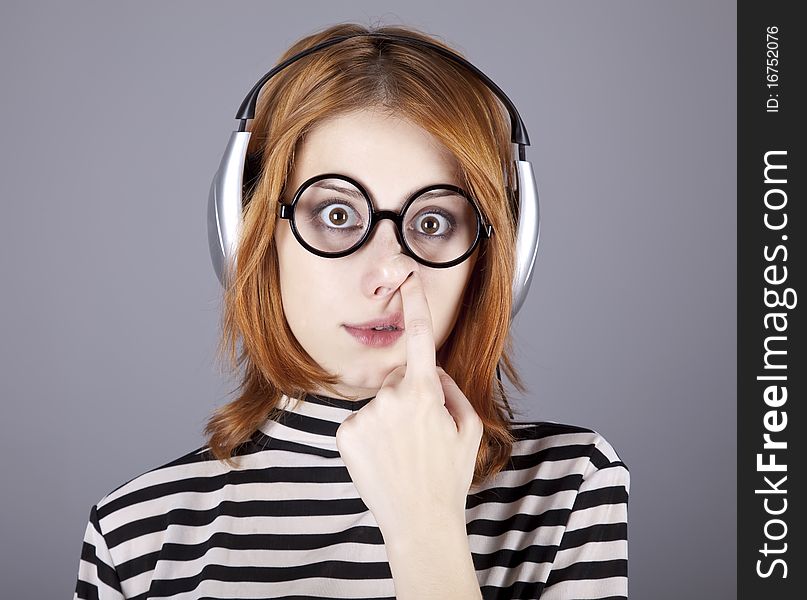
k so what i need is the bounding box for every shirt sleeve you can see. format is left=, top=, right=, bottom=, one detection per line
left=73, top=503, right=126, bottom=600
left=539, top=439, right=630, bottom=600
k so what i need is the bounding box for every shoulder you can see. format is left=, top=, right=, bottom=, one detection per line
left=505, top=420, right=629, bottom=492
left=91, top=438, right=259, bottom=534
left=511, top=420, right=627, bottom=462
left=94, top=444, right=214, bottom=517
left=76, top=440, right=265, bottom=585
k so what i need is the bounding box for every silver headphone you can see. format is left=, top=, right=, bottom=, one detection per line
left=208, top=33, right=540, bottom=321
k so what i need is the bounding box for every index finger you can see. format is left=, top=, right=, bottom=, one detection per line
left=399, top=270, right=436, bottom=379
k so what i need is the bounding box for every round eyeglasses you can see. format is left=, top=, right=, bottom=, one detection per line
left=277, top=173, right=493, bottom=268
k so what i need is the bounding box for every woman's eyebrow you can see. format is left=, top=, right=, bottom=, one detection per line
left=311, top=181, right=365, bottom=198
left=311, top=180, right=462, bottom=202
left=414, top=188, right=459, bottom=200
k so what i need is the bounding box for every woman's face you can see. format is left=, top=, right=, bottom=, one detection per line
left=274, top=108, right=478, bottom=399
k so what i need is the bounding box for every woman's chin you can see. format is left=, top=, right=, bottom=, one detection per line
left=334, top=361, right=404, bottom=394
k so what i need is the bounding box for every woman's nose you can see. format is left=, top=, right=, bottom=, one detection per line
left=359, top=218, right=418, bottom=297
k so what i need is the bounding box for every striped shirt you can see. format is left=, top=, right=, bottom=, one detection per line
left=74, top=393, right=629, bottom=599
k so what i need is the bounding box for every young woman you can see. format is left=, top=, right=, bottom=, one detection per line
left=74, top=23, right=629, bottom=600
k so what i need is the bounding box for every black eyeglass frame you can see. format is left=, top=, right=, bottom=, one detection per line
left=277, top=173, right=494, bottom=269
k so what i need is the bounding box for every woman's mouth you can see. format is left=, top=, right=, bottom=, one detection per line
left=343, top=311, right=404, bottom=347
left=343, top=325, right=404, bottom=347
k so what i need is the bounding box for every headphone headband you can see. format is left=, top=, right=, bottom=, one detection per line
left=233, top=33, right=530, bottom=151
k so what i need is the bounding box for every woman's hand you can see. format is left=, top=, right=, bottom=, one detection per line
left=335, top=270, right=484, bottom=541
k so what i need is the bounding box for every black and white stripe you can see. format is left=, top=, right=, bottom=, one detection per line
left=74, top=393, right=629, bottom=599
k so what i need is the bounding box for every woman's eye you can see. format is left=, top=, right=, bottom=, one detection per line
left=317, top=203, right=360, bottom=229
left=413, top=211, right=453, bottom=237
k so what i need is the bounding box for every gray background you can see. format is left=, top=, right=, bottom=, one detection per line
left=0, top=1, right=736, bottom=598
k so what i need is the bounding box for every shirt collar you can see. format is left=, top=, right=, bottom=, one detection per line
left=256, top=393, right=375, bottom=452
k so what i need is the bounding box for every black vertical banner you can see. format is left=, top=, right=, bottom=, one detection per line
left=738, top=1, right=804, bottom=598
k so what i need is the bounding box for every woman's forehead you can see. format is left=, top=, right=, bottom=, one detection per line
left=289, top=110, right=462, bottom=199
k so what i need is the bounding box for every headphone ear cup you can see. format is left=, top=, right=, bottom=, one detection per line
left=510, top=159, right=540, bottom=320
left=208, top=130, right=252, bottom=287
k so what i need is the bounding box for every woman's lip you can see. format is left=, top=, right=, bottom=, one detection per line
left=343, top=325, right=404, bottom=347
left=343, top=312, right=404, bottom=330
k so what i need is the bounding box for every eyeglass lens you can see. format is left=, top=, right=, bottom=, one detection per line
left=292, top=177, right=479, bottom=264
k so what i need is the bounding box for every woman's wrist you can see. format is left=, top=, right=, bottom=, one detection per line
left=381, top=512, right=470, bottom=558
